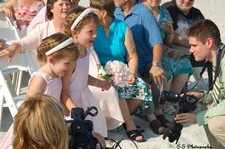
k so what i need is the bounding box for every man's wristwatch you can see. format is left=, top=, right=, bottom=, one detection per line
left=152, top=61, right=162, bottom=67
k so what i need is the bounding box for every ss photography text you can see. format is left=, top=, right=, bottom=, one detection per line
left=98, top=60, right=130, bottom=87
left=175, top=143, right=212, bottom=149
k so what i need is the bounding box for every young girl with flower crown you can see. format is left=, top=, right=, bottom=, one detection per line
left=27, top=32, right=79, bottom=99
left=0, top=32, right=79, bottom=149
left=64, top=6, right=124, bottom=135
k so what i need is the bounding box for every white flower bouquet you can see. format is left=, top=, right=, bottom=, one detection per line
left=98, top=60, right=130, bottom=87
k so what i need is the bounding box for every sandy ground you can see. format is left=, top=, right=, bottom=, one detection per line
left=1, top=0, right=225, bottom=148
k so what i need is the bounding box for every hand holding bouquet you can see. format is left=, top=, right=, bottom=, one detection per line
left=98, top=60, right=130, bottom=87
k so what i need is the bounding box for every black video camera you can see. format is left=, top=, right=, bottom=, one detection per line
left=160, top=91, right=198, bottom=143
left=66, top=106, right=98, bottom=149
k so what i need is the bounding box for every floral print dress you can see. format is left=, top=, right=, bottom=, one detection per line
left=114, top=77, right=151, bottom=101
left=157, top=6, right=193, bottom=80
left=14, top=2, right=44, bottom=30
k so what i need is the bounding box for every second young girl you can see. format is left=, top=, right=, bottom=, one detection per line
left=62, top=7, right=111, bottom=138
left=28, top=32, right=79, bottom=99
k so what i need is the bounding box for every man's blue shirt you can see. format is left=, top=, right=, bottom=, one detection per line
left=114, top=1, right=163, bottom=73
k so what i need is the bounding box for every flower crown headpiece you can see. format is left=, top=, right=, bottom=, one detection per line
left=45, top=37, right=74, bottom=56
left=70, top=8, right=93, bottom=30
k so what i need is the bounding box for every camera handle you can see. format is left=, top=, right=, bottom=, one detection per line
left=84, top=106, right=98, bottom=119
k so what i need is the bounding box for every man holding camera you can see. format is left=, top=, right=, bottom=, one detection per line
left=175, top=19, right=225, bottom=148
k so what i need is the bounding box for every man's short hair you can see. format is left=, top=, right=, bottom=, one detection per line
left=187, top=19, right=221, bottom=46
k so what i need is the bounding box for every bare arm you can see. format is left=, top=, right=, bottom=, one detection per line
left=150, top=44, right=166, bottom=86
left=174, top=32, right=190, bottom=48
left=88, top=75, right=111, bottom=90
left=125, top=27, right=138, bottom=75
left=0, top=0, right=16, bottom=18
left=61, top=68, right=76, bottom=113
left=124, top=27, right=138, bottom=84
left=0, top=23, right=44, bottom=61
left=27, top=76, right=46, bottom=97
left=163, top=20, right=174, bottom=46
left=0, top=43, right=22, bottom=61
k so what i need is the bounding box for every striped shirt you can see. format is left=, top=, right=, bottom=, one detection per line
left=196, top=44, right=225, bottom=126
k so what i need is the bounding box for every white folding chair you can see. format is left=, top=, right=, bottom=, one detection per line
left=0, top=53, right=37, bottom=129
left=0, top=12, right=27, bottom=38
left=0, top=26, right=38, bottom=129
left=0, top=13, right=14, bottom=28
left=0, top=27, right=20, bottom=44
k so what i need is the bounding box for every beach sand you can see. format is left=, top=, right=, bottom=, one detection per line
left=1, top=0, right=225, bottom=148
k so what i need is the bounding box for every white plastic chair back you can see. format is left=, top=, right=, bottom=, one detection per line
left=0, top=13, right=14, bottom=28
left=0, top=12, right=27, bottom=38
left=0, top=27, right=20, bottom=44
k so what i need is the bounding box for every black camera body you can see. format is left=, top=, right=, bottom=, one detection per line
left=159, top=90, right=180, bottom=105
left=66, top=106, right=98, bottom=149
left=160, top=91, right=198, bottom=143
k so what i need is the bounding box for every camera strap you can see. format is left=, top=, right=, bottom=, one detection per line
left=211, top=43, right=225, bottom=89
left=188, top=43, right=225, bottom=92
left=187, top=61, right=210, bottom=92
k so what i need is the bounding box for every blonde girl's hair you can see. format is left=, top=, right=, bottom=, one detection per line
left=64, top=6, right=99, bottom=36
left=37, top=32, right=79, bottom=63
left=13, top=94, right=68, bottom=149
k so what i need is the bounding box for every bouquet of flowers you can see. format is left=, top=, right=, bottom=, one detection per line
left=98, top=60, right=130, bottom=87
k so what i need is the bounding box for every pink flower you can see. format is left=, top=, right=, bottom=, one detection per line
left=104, top=60, right=129, bottom=87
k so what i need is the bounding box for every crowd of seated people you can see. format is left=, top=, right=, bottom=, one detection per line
left=0, top=0, right=216, bottom=147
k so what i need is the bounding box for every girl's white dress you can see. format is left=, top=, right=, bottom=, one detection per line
left=66, top=49, right=108, bottom=137
left=89, top=48, right=124, bottom=130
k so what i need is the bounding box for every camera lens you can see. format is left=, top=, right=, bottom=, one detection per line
left=71, top=122, right=85, bottom=132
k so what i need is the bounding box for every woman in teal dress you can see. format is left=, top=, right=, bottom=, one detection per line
left=94, top=18, right=152, bottom=101
left=90, top=0, right=167, bottom=141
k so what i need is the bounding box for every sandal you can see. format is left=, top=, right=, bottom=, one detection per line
left=122, top=123, right=145, bottom=133
left=149, top=119, right=165, bottom=135
left=126, top=129, right=146, bottom=142
left=156, top=114, right=172, bottom=128
left=136, top=125, right=145, bottom=133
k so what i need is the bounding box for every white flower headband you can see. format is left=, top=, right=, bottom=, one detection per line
left=70, top=8, right=93, bottom=30
left=45, top=37, right=74, bottom=56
